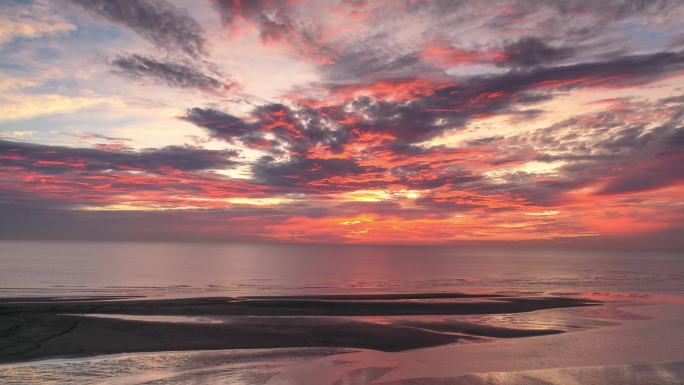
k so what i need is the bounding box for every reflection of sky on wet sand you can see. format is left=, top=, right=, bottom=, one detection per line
left=346, top=302, right=645, bottom=336
left=270, top=303, right=684, bottom=385
left=67, top=299, right=649, bottom=347
left=380, top=361, right=684, bottom=385
left=465, top=304, right=631, bottom=331
left=76, top=313, right=226, bottom=324
left=0, top=348, right=348, bottom=385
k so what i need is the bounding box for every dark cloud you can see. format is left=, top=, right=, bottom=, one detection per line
left=0, top=204, right=274, bottom=243
left=69, top=0, right=206, bottom=56
left=83, top=133, right=132, bottom=142
left=252, top=155, right=382, bottom=189
left=409, top=0, right=677, bottom=18
left=542, top=0, right=678, bottom=19
left=192, top=103, right=377, bottom=192
left=478, top=0, right=680, bottom=44
left=62, top=132, right=133, bottom=142
left=500, top=37, right=574, bottom=68
left=183, top=104, right=349, bottom=154
left=320, top=42, right=432, bottom=82
left=179, top=49, right=684, bottom=197
left=596, top=153, right=684, bottom=195
left=519, top=50, right=684, bottom=87
left=592, top=120, right=684, bottom=195
left=349, top=49, right=684, bottom=142
left=182, top=107, right=252, bottom=139
left=110, top=54, right=235, bottom=93
left=488, top=97, right=684, bottom=203
left=3, top=203, right=683, bottom=249
left=291, top=50, right=676, bottom=155
left=0, top=139, right=238, bottom=174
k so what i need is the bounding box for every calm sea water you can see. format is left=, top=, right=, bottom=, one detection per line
left=1, top=241, right=683, bottom=298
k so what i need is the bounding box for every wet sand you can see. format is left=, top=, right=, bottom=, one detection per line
left=0, top=293, right=596, bottom=362
left=376, top=361, right=684, bottom=385
left=270, top=302, right=684, bottom=385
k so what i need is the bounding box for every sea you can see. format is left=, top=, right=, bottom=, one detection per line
left=1, top=241, right=683, bottom=298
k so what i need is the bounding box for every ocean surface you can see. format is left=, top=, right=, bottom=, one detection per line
left=1, top=241, right=684, bottom=385
left=1, top=241, right=683, bottom=298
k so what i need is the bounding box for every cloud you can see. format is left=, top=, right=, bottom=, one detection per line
left=213, top=0, right=337, bottom=63
left=0, top=140, right=267, bottom=211
left=209, top=0, right=684, bottom=81
left=183, top=103, right=349, bottom=154
left=538, top=0, right=677, bottom=19
left=180, top=48, right=684, bottom=199
left=0, top=3, right=76, bottom=44
left=499, top=37, right=574, bottom=68
left=320, top=43, right=432, bottom=82
left=0, top=94, right=123, bottom=121
left=182, top=107, right=253, bottom=139
left=486, top=95, right=684, bottom=205
left=68, top=0, right=206, bottom=56
left=0, top=20, right=75, bottom=43
left=0, top=139, right=238, bottom=174
left=110, top=54, right=236, bottom=93
left=4, top=0, right=684, bottom=247
left=347, top=49, right=684, bottom=141
left=252, top=155, right=384, bottom=190
left=73, top=133, right=133, bottom=142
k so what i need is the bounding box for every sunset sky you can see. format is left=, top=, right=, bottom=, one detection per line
left=1, top=0, right=684, bottom=248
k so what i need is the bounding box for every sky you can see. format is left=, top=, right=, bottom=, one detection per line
left=1, top=0, right=684, bottom=249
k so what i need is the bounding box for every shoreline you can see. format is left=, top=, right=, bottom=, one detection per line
left=0, top=293, right=596, bottom=363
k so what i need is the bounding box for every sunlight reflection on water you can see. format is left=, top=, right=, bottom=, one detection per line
left=1, top=241, right=682, bottom=298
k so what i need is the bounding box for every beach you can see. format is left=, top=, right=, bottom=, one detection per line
left=1, top=294, right=684, bottom=384
left=0, top=293, right=594, bottom=362
left=1, top=242, right=683, bottom=384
